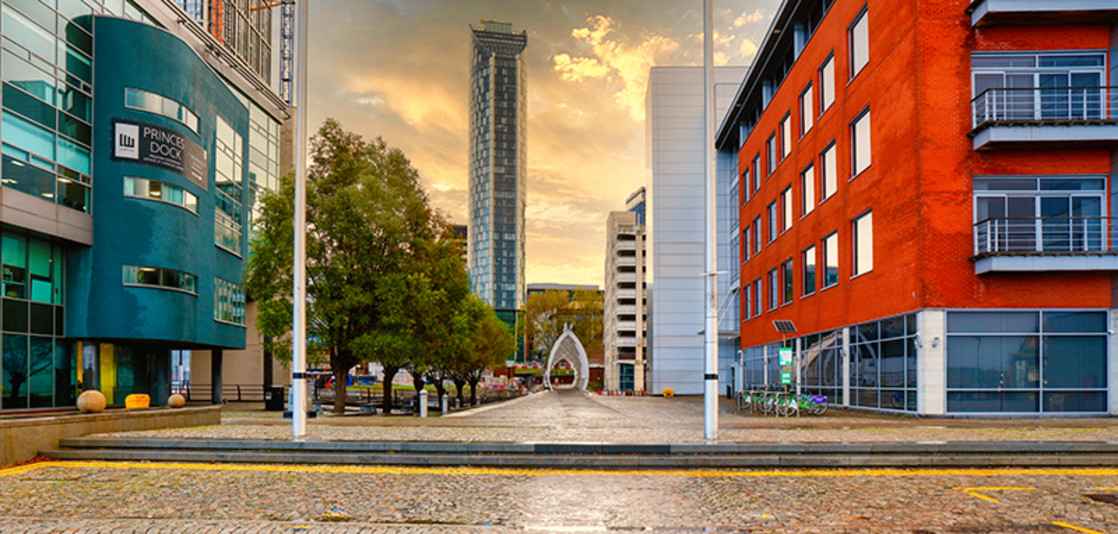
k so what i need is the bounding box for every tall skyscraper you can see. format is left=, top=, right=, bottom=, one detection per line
left=468, top=21, right=527, bottom=329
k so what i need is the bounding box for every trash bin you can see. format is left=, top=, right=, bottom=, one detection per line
left=265, top=386, right=285, bottom=411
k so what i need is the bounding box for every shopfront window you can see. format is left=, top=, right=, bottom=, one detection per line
left=946, top=310, right=1107, bottom=413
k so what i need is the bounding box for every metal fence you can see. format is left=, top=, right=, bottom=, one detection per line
left=973, top=217, right=1115, bottom=255
left=972, top=86, right=1118, bottom=127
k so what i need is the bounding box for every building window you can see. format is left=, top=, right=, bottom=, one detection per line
left=742, top=282, right=752, bottom=320
left=752, top=216, right=762, bottom=254
left=123, top=265, right=197, bottom=294
left=752, top=154, right=761, bottom=193
left=767, top=201, right=778, bottom=243
left=781, top=259, right=793, bottom=305
left=213, top=115, right=244, bottom=256
left=946, top=310, right=1107, bottom=413
left=124, top=88, right=199, bottom=133
left=741, top=168, right=751, bottom=205
left=214, top=277, right=246, bottom=325
left=780, top=187, right=793, bottom=233
left=853, top=210, right=873, bottom=276
left=780, top=114, right=791, bottom=160
left=848, top=313, right=918, bottom=411
left=767, top=268, right=778, bottom=310
left=973, top=176, right=1105, bottom=254
left=123, top=177, right=198, bottom=214
left=743, top=224, right=752, bottom=261
left=971, top=52, right=1106, bottom=125
left=823, top=231, right=839, bottom=288
left=849, top=7, right=869, bottom=79
left=801, top=164, right=816, bottom=216
left=766, top=133, right=777, bottom=176
left=753, top=278, right=762, bottom=317
left=821, top=142, right=837, bottom=200
left=819, top=54, right=835, bottom=113
left=851, top=108, right=871, bottom=177
left=802, top=245, right=817, bottom=296
left=800, top=83, right=814, bottom=136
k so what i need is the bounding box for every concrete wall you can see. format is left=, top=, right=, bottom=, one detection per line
left=647, top=66, right=747, bottom=395
left=0, top=405, right=220, bottom=467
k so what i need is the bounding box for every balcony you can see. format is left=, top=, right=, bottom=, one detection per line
left=968, top=0, right=1118, bottom=27
left=972, top=217, right=1118, bottom=273
left=614, top=271, right=637, bottom=283
left=970, top=87, right=1118, bottom=150
left=616, top=256, right=636, bottom=267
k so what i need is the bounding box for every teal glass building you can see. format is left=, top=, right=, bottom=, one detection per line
left=0, top=1, right=284, bottom=410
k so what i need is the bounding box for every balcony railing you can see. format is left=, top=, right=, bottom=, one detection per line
left=973, top=217, right=1116, bottom=256
left=972, top=86, right=1118, bottom=129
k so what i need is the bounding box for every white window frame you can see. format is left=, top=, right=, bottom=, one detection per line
left=851, top=107, right=871, bottom=177
left=780, top=113, right=792, bottom=160
left=800, top=83, right=814, bottom=136
left=820, top=54, right=835, bottom=114
left=802, top=245, right=817, bottom=297
left=801, top=163, right=816, bottom=216
left=823, top=231, right=839, bottom=289
left=767, top=201, right=778, bottom=243
left=853, top=210, right=874, bottom=277
left=781, top=186, right=793, bottom=233
left=849, top=6, right=869, bottom=79
left=821, top=142, right=837, bottom=200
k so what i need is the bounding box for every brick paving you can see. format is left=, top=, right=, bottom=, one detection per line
left=97, top=390, right=1118, bottom=444
left=4, top=390, right=1118, bottom=532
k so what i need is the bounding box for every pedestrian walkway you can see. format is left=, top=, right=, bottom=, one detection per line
left=94, top=389, right=1118, bottom=444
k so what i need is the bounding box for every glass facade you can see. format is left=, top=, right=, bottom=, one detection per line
left=0, top=0, right=154, bottom=215
left=214, top=114, right=244, bottom=254
left=175, top=0, right=271, bottom=82
left=0, top=232, right=68, bottom=410
left=246, top=100, right=280, bottom=236
left=468, top=23, right=526, bottom=312
left=213, top=277, right=244, bottom=325
left=946, top=310, right=1107, bottom=413
left=124, top=176, right=198, bottom=213
left=122, top=265, right=197, bottom=294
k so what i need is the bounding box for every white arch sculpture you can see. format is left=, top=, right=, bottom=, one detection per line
left=545, top=324, right=590, bottom=390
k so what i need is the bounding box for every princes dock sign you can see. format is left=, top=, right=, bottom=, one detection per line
left=112, top=119, right=208, bottom=189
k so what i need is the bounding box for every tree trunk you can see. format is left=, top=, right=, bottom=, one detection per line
left=429, top=373, right=447, bottom=407
left=468, top=378, right=480, bottom=406
left=332, top=369, right=349, bottom=414
left=410, top=370, right=426, bottom=410
left=381, top=365, right=400, bottom=414
left=453, top=378, right=466, bottom=404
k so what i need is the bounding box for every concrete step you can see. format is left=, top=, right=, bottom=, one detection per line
left=38, top=447, right=1118, bottom=468
left=39, top=437, right=1118, bottom=468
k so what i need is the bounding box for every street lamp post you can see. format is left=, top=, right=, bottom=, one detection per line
left=291, top=0, right=309, bottom=438
left=702, top=0, right=718, bottom=441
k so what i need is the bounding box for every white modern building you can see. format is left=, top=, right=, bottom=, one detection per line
left=604, top=188, right=648, bottom=392
left=646, top=66, right=747, bottom=395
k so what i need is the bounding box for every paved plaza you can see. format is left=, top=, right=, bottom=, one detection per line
left=2, top=390, right=1118, bottom=532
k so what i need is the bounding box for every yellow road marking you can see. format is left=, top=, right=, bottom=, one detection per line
left=1052, top=521, right=1106, bottom=534
left=3, top=461, right=1118, bottom=479
left=953, top=486, right=1035, bottom=503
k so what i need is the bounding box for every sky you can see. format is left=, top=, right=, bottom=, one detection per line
left=305, top=0, right=781, bottom=287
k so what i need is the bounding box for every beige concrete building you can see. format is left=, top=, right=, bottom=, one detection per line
left=603, top=188, right=647, bottom=392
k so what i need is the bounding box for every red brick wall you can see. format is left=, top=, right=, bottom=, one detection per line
left=737, top=0, right=1114, bottom=348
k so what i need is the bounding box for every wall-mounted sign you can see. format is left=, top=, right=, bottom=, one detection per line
left=778, top=347, right=792, bottom=366
left=112, top=119, right=207, bottom=190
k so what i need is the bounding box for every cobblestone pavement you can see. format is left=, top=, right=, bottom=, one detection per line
left=98, top=390, right=1118, bottom=443
left=1, top=461, right=1117, bottom=533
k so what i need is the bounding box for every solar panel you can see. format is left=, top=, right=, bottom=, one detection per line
left=772, top=320, right=797, bottom=333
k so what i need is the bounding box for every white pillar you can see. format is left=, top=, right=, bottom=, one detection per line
left=419, top=389, right=428, bottom=418
left=1107, top=308, right=1118, bottom=415
left=841, top=327, right=851, bottom=408
left=917, top=309, right=947, bottom=416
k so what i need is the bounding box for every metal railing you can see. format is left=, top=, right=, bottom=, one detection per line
left=973, top=217, right=1116, bottom=255
left=972, top=86, right=1118, bottom=128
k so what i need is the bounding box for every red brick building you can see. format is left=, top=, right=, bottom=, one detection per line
left=716, top=0, right=1118, bottom=415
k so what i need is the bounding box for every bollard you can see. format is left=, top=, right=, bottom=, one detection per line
left=441, top=394, right=448, bottom=414
left=419, top=389, right=428, bottom=418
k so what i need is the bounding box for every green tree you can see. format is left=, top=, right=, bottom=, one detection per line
left=463, top=308, right=517, bottom=405
left=246, top=119, right=443, bottom=414
left=524, top=288, right=603, bottom=362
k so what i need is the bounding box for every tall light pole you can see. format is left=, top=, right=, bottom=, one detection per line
left=291, top=0, right=309, bottom=438
left=702, top=0, right=718, bottom=441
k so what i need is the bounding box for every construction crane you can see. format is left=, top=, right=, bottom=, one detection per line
left=252, top=0, right=296, bottom=105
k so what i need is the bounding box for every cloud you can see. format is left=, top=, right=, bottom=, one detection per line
left=739, top=37, right=759, bottom=59
left=733, top=9, right=765, bottom=27
left=551, top=15, right=679, bottom=120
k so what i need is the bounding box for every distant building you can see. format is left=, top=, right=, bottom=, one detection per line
left=526, top=283, right=601, bottom=297
left=604, top=188, right=648, bottom=392
left=451, top=224, right=468, bottom=263
left=646, top=66, right=747, bottom=395
left=468, top=20, right=528, bottom=360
